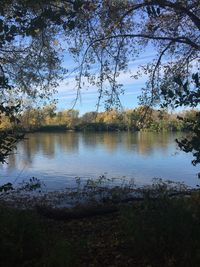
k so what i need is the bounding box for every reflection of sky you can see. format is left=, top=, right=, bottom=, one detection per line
left=0, top=132, right=199, bottom=190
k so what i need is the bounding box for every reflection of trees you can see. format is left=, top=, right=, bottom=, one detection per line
left=16, top=136, right=35, bottom=169
left=55, top=132, right=79, bottom=152
left=4, top=133, right=80, bottom=169
left=82, top=132, right=174, bottom=155
left=2, top=132, right=177, bottom=171
left=39, top=133, right=56, bottom=157
left=6, top=152, right=17, bottom=171
left=103, top=133, right=121, bottom=152
left=124, top=133, right=138, bottom=151
left=136, top=132, right=170, bottom=156
left=25, top=132, right=79, bottom=157
left=25, top=133, right=43, bottom=156
left=82, top=132, right=119, bottom=152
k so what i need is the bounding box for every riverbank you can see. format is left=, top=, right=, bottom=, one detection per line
left=1, top=184, right=200, bottom=267
left=10, top=122, right=190, bottom=133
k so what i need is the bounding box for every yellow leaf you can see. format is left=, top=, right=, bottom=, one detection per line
left=53, top=40, right=59, bottom=46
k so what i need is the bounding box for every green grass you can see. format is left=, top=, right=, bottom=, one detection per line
left=121, top=192, right=200, bottom=267
left=0, top=206, right=78, bottom=267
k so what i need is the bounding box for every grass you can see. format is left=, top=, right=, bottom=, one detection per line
left=121, top=192, right=200, bottom=267
left=1, top=180, right=200, bottom=266
left=0, top=206, right=78, bottom=267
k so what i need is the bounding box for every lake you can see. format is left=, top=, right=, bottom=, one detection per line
left=0, top=131, right=199, bottom=190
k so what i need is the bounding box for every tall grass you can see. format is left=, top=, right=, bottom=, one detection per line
left=0, top=206, right=77, bottom=267
left=121, top=190, right=200, bottom=267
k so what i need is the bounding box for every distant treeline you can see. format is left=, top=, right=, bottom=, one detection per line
left=0, top=105, right=198, bottom=132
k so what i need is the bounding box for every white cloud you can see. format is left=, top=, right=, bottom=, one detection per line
left=57, top=63, right=147, bottom=95
left=55, top=58, right=150, bottom=112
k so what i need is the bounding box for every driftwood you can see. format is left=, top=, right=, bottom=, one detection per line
left=36, top=190, right=198, bottom=221
left=104, top=190, right=194, bottom=204
left=36, top=205, right=119, bottom=220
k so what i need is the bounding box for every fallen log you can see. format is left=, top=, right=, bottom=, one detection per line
left=36, top=189, right=199, bottom=220
left=36, top=204, right=119, bottom=220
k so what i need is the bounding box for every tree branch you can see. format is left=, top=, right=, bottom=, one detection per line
left=119, top=1, right=200, bottom=31
left=92, top=34, right=199, bottom=50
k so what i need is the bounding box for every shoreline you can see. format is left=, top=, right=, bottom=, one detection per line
left=1, top=123, right=191, bottom=134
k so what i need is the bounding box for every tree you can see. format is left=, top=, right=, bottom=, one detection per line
left=63, top=1, right=199, bottom=107
left=0, top=0, right=68, bottom=162
left=81, top=112, right=98, bottom=123
left=0, top=0, right=199, bottom=164
left=64, top=0, right=199, bottom=164
left=61, top=109, right=79, bottom=128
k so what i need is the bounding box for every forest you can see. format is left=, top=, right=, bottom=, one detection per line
left=0, top=105, right=198, bottom=132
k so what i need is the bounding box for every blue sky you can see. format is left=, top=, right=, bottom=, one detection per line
left=55, top=51, right=156, bottom=114
left=54, top=47, right=198, bottom=114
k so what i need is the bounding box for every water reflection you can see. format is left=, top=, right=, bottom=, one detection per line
left=4, top=131, right=182, bottom=170
left=0, top=131, right=197, bottom=188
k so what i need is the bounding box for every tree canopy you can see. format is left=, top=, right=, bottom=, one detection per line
left=0, top=0, right=199, bottom=164
left=62, top=0, right=199, bottom=109
left=1, top=0, right=199, bottom=109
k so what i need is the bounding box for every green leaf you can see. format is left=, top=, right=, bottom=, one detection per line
left=174, top=76, right=183, bottom=86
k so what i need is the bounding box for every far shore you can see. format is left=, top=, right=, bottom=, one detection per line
left=3, top=123, right=190, bottom=134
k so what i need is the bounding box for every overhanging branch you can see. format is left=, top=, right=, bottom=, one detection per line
left=119, top=1, right=200, bottom=31
left=92, top=34, right=199, bottom=51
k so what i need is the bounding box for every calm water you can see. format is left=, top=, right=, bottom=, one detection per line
left=0, top=131, right=199, bottom=190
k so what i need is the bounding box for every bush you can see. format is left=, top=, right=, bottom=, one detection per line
left=121, top=192, right=200, bottom=267
left=0, top=207, right=77, bottom=267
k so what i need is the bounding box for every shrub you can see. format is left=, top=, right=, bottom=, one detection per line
left=121, top=192, right=200, bottom=267
left=0, top=207, right=77, bottom=267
